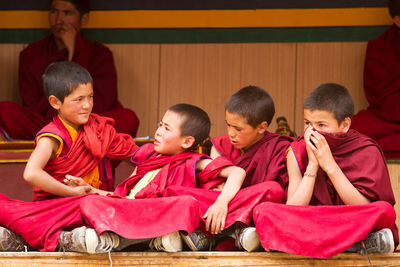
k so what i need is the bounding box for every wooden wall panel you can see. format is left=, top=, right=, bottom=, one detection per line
left=108, top=44, right=160, bottom=137
left=240, top=43, right=296, bottom=134
left=295, top=42, right=368, bottom=135
left=388, top=163, right=400, bottom=228
left=0, top=44, right=25, bottom=103
left=159, top=44, right=242, bottom=138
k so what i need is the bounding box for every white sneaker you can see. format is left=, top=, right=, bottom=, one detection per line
left=85, top=229, right=120, bottom=254
left=235, top=227, right=262, bottom=252
left=149, top=231, right=182, bottom=252
left=0, top=226, right=29, bottom=251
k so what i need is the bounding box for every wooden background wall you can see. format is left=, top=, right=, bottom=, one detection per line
left=0, top=42, right=368, bottom=138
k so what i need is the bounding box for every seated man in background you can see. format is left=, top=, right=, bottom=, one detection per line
left=351, top=0, right=400, bottom=158
left=0, top=0, right=139, bottom=140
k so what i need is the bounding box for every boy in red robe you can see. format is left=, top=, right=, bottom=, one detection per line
left=0, top=0, right=139, bottom=139
left=0, top=103, right=262, bottom=254
left=351, top=0, right=400, bottom=158
left=253, top=83, right=398, bottom=258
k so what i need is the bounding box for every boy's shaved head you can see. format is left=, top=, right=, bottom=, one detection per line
left=42, top=61, right=93, bottom=102
left=225, top=86, right=275, bottom=127
left=303, top=83, right=354, bottom=124
left=168, top=103, right=211, bottom=150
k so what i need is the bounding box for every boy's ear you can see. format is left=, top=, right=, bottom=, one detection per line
left=49, top=95, right=62, bottom=110
left=340, top=117, right=351, bottom=133
left=256, top=121, right=269, bottom=134
left=181, top=136, right=195, bottom=150
left=80, top=13, right=89, bottom=27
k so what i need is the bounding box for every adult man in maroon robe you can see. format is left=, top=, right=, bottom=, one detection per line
left=351, top=0, right=400, bottom=158
left=0, top=0, right=139, bottom=139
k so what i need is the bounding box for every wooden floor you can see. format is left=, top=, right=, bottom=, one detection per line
left=0, top=251, right=398, bottom=267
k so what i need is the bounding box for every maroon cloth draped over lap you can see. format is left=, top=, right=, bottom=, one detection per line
left=212, top=132, right=293, bottom=189
left=34, top=114, right=138, bottom=201
left=0, top=33, right=139, bottom=139
left=351, top=24, right=400, bottom=158
left=253, top=129, right=398, bottom=258
left=163, top=181, right=285, bottom=233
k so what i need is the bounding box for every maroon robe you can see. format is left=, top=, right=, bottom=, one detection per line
left=33, top=114, right=139, bottom=201
left=0, top=144, right=231, bottom=251
left=352, top=24, right=400, bottom=158
left=212, top=132, right=293, bottom=189
left=253, top=129, right=398, bottom=258
left=0, top=33, right=139, bottom=139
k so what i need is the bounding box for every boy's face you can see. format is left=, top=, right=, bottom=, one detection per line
left=225, top=111, right=266, bottom=150
left=53, top=83, right=94, bottom=130
left=49, top=0, right=83, bottom=38
left=154, top=110, right=188, bottom=155
left=303, top=109, right=349, bottom=133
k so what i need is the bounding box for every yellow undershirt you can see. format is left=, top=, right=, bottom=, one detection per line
left=126, top=168, right=161, bottom=199
left=36, top=116, right=101, bottom=188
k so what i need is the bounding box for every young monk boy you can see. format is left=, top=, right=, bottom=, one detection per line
left=253, top=83, right=398, bottom=258
left=0, top=103, right=252, bottom=254
left=211, top=85, right=293, bottom=189
left=24, top=60, right=138, bottom=201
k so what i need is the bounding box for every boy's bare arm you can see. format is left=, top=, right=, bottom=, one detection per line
left=197, top=158, right=246, bottom=234
left=64, top=175, right=111, bottom=196
left=286, top=149, right=317, bottom=205
left=308, top=130, right=370, bottom=205
left=210, top=146, right=221, bottom=159
left=24, top=137, right=91, bottom=197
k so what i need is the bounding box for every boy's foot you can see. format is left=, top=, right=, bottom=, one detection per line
left=235, top=227, right=262, bottom=252
left=149, top=231, right=182, bottom=252
left=181, top=229, right=211, bottom=251
left=0, top=226, right=29, bottom=251
left=360, top=228, right=394, bottom=255
left=58, top=226, right=120, bottom=253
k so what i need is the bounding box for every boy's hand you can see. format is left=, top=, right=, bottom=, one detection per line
left=70, top=185, right=92, bottom=196
left=63, top=175, right=89, bottom=187
left=202, top=199, right=228, bottom=235
left=308, top=130, right=336, bottom=174
left=304, top=127, right=319, bottom=169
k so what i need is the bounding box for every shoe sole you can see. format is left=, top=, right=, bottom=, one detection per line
left=240, top=227, right=262, bottom=252
left=85, top=228, right=99, bottom=254
left=381, top=228, right=395, bottom=254
left=162, top=231, right=182, bottom=252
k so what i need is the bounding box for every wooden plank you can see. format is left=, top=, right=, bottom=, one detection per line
left=0, top=252, right=398, bottom=267
left=388, top=163, right=400, bottom=228
left=295, top=42, right=368, bottom=135
left=108, top=44, right=160, bottom=137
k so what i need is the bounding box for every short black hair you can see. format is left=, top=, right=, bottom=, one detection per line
left=225, top=85, right=275, bottom=127
left=50, top=0, right=90, bottom=15
left=388, top=0, right=400, bottom=17
left=168, top=103, right=211, bottom=151
left=303, top=83, right=354, bottom=124
left=42, top=61, right=93, bottom=102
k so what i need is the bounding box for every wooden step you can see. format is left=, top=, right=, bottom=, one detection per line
left=0, top=251, right=398, bottom=267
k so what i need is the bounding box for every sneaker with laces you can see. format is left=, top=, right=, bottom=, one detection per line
left=85, top=229, right=120, bottom=254
left=58, top=226, right=120, bottom=254
left=181, top=229, right=211, bottom=251
left=58, top=226, right=88, bottom=252
left=149, top=231, right=182, bottom=252
left=0, top=226, right=29, bottom=251
left=235, top=227, right=262, bottom=252
left=360, top=228, right=394, bottom=255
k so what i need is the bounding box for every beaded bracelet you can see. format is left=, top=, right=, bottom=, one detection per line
left=304, top=173, right=317, bottom=178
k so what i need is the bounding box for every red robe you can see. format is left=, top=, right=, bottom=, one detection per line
left=351, top=24, right=400, bottom=158
left=0, top=144, right=230, bottom=251
left=33, top=114, right=139, bottom=201
left=253, top=129, right=398, bottom=258
left=0, top=33, right=139, bottom=139
left=212, top=132, right=293, bottom=189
